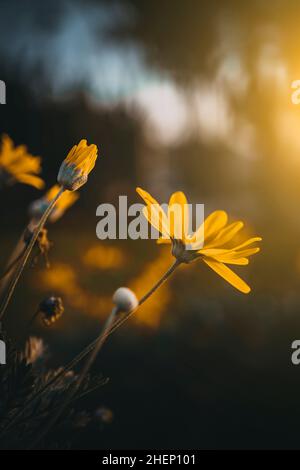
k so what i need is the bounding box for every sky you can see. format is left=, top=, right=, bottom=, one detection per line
left=0, top=0, right=295, bottom=155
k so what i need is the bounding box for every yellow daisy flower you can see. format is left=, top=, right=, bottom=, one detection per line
left=0, top=140, right=98, bottom=322
left=136, top=187, right=261, bottom=294
left=57, top=139, right=98, bottom=191
left=0, top=134, right=44, bottom=189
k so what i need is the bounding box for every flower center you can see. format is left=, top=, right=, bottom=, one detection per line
left=171, top=239, right=199, bottom=264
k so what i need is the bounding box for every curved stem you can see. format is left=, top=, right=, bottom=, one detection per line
left=0, top=187, right=65, bottom=321
left=2, top=259, right=181, bottom=440
left=60, top=258, right=181, bottom=371
left=0, top=247, right=26, bottom=280
left=0, top=220, right=36, bottom=299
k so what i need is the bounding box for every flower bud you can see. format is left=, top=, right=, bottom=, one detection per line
left=38, top=296, right=64, bottom=326
left=112, top=287, right=138, bottom=313
left=57, top=139, right=98, bottom=191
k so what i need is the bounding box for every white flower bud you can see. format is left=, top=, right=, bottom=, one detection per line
left=112, top=287, right=138, bottom=313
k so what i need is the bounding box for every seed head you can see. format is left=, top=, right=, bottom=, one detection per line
left=38, top=296, right=64, bottom=326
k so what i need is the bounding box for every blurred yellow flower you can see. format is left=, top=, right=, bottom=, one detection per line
left=46, top=185, right=79, bottom=222
left=137, top=187, right=261, bottom=294
left=29, top=184, right=79, bottom=222
left=0, top=134, right=44, bottom=189
left=57, top=139, right=98, bottom=191
left=82, top=244, right=126, bottom=270
left=129, top=249, right=172, bottom=327
left=38, top=263, right=112, bottom=321
left=37, top=251, right=171, bottom=328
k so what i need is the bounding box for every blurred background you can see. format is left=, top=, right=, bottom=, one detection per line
left=1, top=0, right=300, bottom=449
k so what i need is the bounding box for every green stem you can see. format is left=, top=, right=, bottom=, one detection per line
left=0, top=232, right=28, bottom=299
left=0, top=187, right=65, bottom=321
left=0, top=248, right=26, bottom=280
left=2, top=259, right=181, bottom=440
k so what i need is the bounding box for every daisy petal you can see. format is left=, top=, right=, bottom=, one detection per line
left=204, top=210, right=228, bottom=240
left=203, top=257, right=251, bottom=293
left=136, top=187, right=160, bottom=207
left=157, top=237, right=172, bottom=244
left=215, top=257, right=249, bottom=266
left=168, top=191, right=189, bottom=240
left=16, top=173, right=45, bottom=189
left=190, top=210, right=228, bottom=248
left=232, top=237, right=262, bottom=251
left=206, top=221, right=244, bottom=248
left=66, top=145, right=77, bottom=163
left=222, top=247, right=260, bottom=260
left=143, top=206, right=170, bottom=238
left=137, top=187, right=170, bottom=237
left=197, top=248, right=231, bottom=257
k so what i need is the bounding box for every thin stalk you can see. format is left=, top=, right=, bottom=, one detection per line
left=0, top=220, right=36, bottom=299
left=0, top=247, right=26, bottom=280
left=26, top=308, right=40, bottom=330
left=28, top=259, right=180, bottom=448
left=13, top=378, right=108, bottom=429
left=28, top=307, right=118, bottom=449
left=56, top=258, right=181, bottom=377
left=2, top=259, right=181, bottom=438
left=0, top=187, right=64, bottom=321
